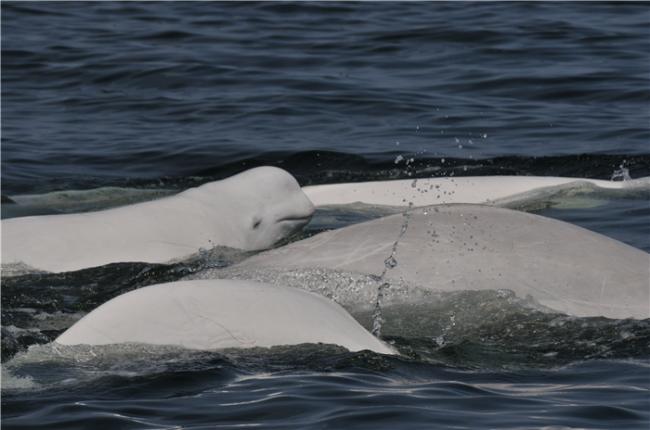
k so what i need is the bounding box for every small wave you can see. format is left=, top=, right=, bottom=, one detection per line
left=1, top=342, right=368, bottom=392
left=1, top=367, right=40, bottom=391
left=1, top=343, right=233, bottom=392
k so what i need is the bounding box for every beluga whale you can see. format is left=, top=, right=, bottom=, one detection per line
left=303, top=175, right=650, bottom=207
left=223, top=205, right=650, bottom=320
left=1, top=167, right=315, bottom=273
left=55, top=280, right=396, bottom=355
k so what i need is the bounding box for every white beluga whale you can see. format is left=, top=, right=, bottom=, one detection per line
left=1, top=167, right=315, bottom=273
left=227, top=205, right=650, bottom=320
left=303, top=175, right=650, bottom=207
left=55, top=280, right=395, bottom=355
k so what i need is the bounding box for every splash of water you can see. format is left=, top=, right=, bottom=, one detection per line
left=370, top=146, right=425, bottom=336
left=371, top=282, right=390, bottom=337
left=611, top=164, right=631, bottom=181
left=370, top=195, right=414, bottom=337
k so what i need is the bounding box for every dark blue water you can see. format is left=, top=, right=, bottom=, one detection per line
left=2, top=1, right=650, bottom=193
left=2, top=2, right=649, bottom=429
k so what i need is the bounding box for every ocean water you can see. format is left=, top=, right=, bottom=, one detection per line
left=2, top=2, right=649, bottom=429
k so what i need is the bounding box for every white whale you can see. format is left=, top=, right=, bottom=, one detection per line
left=230, top=205, right=650, bottom=320
left=303, top=176, right=649, bottom=207
left=1, top=167, right=315, bottom=273
left=55, top=280, right=395, bottom=354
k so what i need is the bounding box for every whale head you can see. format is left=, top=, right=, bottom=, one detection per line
left=217, top=166, right=315, bottom=251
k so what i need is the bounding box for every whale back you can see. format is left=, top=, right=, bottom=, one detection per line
left=236, top=205, right=650, bottom=319
left=55, top=280, right=394, bottom=354
left=303, top=176, right=649, bottom=207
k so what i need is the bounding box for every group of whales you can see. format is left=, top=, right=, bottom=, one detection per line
left=2, top=167, right=649, bottom=355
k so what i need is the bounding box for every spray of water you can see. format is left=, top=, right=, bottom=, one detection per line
left=370, top=174, right=416, bottom=337
left=611, top=162, right=631, bottom=181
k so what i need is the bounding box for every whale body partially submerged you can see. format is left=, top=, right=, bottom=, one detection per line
left=1, top=167, right=315, bottom=273
left=55, top=280, right=395, bottom=355
left=303, top=175, right=649, bottom=207
left=232, top=204, right=650, bottom=320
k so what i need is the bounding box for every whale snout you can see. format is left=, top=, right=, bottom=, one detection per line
left=274, top=193, right=315, bottom=230
left=282, top=195, right=315, bottom=222
left=273, top=177, right=315, bottom=225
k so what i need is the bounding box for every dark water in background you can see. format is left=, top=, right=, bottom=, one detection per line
left=2, top=1, right=650, bottom=193
left=2, top=2, right=650, bottom=429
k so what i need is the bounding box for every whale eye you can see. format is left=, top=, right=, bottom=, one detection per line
left=252, top=217, right=262, bottom=230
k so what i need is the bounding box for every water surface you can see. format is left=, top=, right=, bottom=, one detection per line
left=2, top=2, right=649, bottom=429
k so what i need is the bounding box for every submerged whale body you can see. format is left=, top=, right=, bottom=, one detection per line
left=1, top=167, right=315, bottom=273
left=303, top=176, right=650, bottom=207
left=55, top=280, right=395, bottom=355
left=234, top=205, right=650, bottom=320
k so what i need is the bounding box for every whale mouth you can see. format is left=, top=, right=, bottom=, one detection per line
left=277, top=214, right=313, bottom=225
